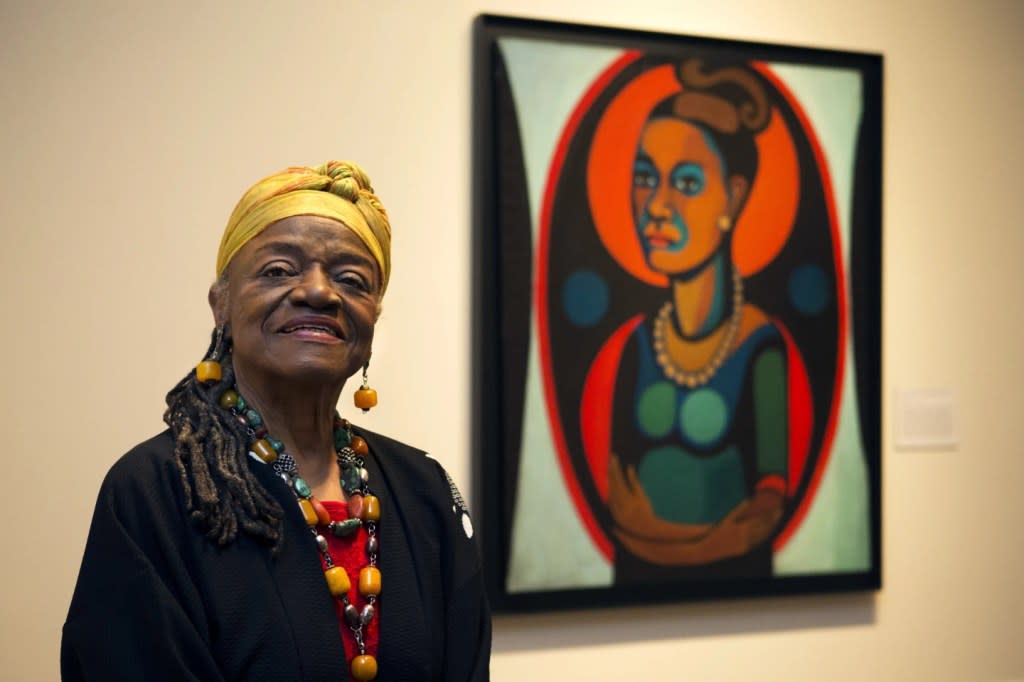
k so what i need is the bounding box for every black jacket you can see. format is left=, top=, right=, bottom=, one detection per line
left=62, top=428, right=491, bottom=681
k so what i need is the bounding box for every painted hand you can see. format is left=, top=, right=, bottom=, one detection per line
left=735, top=487, right=784, bottom=548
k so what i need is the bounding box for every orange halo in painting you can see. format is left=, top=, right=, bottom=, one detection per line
left=585, top=62, right=800, bottom=282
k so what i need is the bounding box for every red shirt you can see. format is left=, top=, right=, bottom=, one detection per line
left=319, top=499, right=380, bottom=664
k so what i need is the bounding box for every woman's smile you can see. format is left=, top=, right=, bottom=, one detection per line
left=278, top=315, right=346, bottom=343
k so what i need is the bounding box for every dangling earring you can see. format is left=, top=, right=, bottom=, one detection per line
left=196, top=326, right=226, bottom=384
left=718, top=215, right=732, bottom=232
left=354, top=361, right=378, bottom=412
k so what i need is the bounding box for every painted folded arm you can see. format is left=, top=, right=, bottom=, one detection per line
left=609, top=453, right=766, bottom=565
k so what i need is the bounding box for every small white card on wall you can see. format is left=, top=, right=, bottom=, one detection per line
left=894, top=388, right=959, bottom=450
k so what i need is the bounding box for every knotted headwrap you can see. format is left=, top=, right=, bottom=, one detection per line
left=215, top=160, right=392, bottom=294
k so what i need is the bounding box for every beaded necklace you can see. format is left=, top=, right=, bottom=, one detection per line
left=218, top=387, right=381, bottom=682
left=652, top=268, right=744, bottom=389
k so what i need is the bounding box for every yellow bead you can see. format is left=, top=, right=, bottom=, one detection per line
left=250, top=438, right=278, bottom=464
left=359, top=566, right=381, bottom=596
left=354, top=387, right=377, bottom=410
left=350, top=654, right=378, bottom=680
left=195, top=360, right=222, bottom=384
left=297, top=498, right=318, bottom=526
left=361, top=495, right=380, bottom=522
left=324, top=566, right=351, bottom=596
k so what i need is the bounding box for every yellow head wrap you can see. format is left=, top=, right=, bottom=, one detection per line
left=215, top=160, right=392, bottom=294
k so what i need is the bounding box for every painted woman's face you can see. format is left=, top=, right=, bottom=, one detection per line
left=632, top=117, right=731, bottom=276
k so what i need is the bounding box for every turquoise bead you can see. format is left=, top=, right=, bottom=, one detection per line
left=331, top=518, right=361, bottom=537
left=244, top=409, right=263, bottom=427
left=235, top=395, right=247, bottom=411
left=334, top=428, right=352, bottom=449
left=341, top=466, right=361, bottom=494
left=293, top=477, right=312, bottom=499
left=267, top=436, right=284, bottom=453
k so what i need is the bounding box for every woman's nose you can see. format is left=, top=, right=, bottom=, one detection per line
left=293, top=266, right=341, bottom=308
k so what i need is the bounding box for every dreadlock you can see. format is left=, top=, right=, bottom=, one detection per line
left=164, top=329, right=285, bottom=551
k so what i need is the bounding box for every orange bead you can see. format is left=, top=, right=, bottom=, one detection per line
left=195, top=360, right=222, bottom=384
left=350, top=654, right=378, bottom=680
left=361, top=495, right=380, bottom=522
left=297, top=498, right=318, bottom=526
left=250, top=438, right=278, bottom=464
left=324, top=566, right=351, bottom=596
left=350, top=436, right=369, bottom=457
left=354, top=387, right=377, bottom=410
left=310, top=497, right=331, bottom=526
left=359, top=566, right=381, bottom=596
left=347, top=493, right=364, bottom=520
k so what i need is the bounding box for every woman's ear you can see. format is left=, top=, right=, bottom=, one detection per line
left=727, top=175, right=750, bottom=218
left=209, top=280, right=229, bottom=327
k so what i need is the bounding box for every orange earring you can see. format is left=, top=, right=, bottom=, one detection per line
left=196, top=326, right=226, bottom=384
left=718, top=215, right=732, bottom=232
left=354, top=362, right=378, bottom=413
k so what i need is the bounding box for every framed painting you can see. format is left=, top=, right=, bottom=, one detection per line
left=472, top=14, right=882, bottom=611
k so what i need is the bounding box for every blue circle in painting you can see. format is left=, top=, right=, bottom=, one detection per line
left=562, top=269, right=609, bottom=327
left=789, top=264, right=830, bottom=316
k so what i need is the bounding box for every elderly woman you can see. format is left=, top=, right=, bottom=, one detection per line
left=62, top=161, right=491, bottom=681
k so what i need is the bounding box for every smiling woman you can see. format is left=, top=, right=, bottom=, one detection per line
left=217, top=217, right=381, bottom=388
left=61, top=161, right=491, bottom=681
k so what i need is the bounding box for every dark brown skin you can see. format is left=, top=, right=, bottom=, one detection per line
left=608, top=454, right=783, bottom=566
left=208, top=215, right=381, bottom=501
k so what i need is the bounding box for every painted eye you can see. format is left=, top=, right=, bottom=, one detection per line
left=671, top=163, right=705, bottom=196
left=633, top=160, right=657, bottom=189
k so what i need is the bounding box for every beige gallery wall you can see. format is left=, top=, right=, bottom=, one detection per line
left=1, top=1, right=1022, bottom=680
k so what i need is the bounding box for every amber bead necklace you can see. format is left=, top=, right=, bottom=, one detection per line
left=217, top=387, right=382, bottom=682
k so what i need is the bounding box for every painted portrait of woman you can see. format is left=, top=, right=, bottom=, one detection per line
left=482, top=30, right=879, bottom=604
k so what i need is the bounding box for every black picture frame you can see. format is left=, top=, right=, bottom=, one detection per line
left=472, top=14, right=882, bottom=612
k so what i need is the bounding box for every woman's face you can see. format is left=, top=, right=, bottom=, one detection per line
left=632, top=117, right=732, bottom=276
left=211, top=215, right=380, bottom=391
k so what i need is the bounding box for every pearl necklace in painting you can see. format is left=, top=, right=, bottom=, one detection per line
left=652, top=268, right=744, bottom=389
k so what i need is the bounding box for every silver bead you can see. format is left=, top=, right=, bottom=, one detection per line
left=315, top=534, right=328, bottom=552
left=359, top=467, right=369, bottom=483
left=360, top=604, right=375, bottom=624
